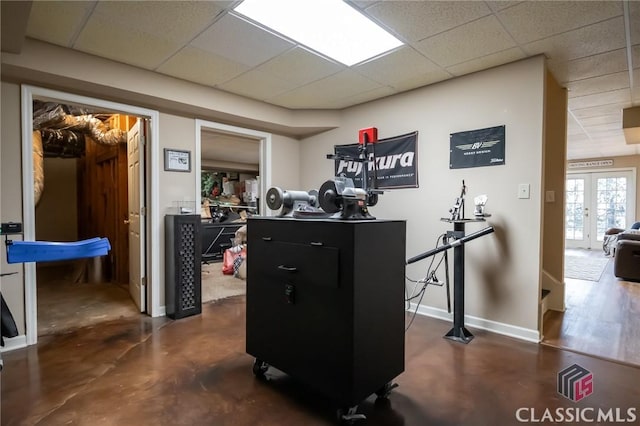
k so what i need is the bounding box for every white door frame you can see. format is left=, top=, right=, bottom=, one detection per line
left=21, top=85, right=162, bottom=345
left=565, top=173, right=592, bottom=249
left=194, top=119, right=272, bottom=215
left=566, top=167, right=636, bottom=249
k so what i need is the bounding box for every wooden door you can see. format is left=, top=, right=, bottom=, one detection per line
left=127, top=119, right=145, bottom=312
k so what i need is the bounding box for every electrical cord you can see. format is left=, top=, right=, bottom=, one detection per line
left=404, top=233, right=447, bottom=331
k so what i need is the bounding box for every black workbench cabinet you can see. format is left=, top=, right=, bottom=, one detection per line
left=246, top=217, right=406, bottom=408
left=201, top=222, right=244, bottom=262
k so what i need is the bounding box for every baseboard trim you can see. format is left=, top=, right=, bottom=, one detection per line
left=155, top=305, right=166, bottom=318
left=408, top=303, right=541, bottom=343
left=0, top=335, right=28, bottom=353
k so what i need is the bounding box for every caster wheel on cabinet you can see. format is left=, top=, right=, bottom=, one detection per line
left=252, top=359, right=269, bottom=377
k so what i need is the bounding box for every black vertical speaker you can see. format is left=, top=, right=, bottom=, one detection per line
left=165, top=214, right=202, bottom=319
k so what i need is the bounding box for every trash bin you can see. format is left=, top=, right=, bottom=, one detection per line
left=87, top=256, right=106, bottom=283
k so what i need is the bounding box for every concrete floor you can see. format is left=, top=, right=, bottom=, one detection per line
left=2, top=295, right=639, bottom=425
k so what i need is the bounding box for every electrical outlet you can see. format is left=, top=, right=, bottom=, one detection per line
left=518, top=184, right=530, bottom=199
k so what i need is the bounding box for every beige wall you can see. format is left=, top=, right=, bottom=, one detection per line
left=299, top=57, right=547, bottom=336
left=1, top=81, right=26, bottom=334
left=157, top=113, right=198, bottom=308
left=35, top=158, right=78, bottom=242
left=270, top=134, right=300, bottom=190
left=540, top=70, right=568, bottom=314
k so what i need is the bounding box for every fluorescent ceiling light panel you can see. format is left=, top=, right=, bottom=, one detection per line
left=234, top=0, right=403, bottom=66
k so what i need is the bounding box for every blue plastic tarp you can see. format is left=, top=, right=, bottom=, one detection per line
left=6, top=237, right=111, bottom=264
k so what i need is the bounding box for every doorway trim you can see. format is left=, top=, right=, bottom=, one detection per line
left=194, top=120, right=272, bottom=215
left=21, top=85, right=162, bottom=345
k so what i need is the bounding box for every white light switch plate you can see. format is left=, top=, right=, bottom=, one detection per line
left=518, top=183, right=530, bottom=199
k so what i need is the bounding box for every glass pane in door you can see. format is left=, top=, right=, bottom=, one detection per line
left=565, top=177, right=585, bottom=240
left=595, top=176, right=627, bottom=241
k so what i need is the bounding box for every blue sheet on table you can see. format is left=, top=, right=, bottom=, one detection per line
left=6, top=237, right=111, bottom=264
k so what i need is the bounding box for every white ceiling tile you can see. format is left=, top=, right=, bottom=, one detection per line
left=157, top=46, right=249, bottom=87
left=253, top=47, right=344, bottom=87
left=26, top=1, right=94, bottom=47
left=191, top=13, right=294, bottom=67
left=218, top=69, right=296, bottom=100
left=522, top=17, right=626, bottom=62
left=415, top=16, right=516, bottom=67
left=547, top=49, right=628, bottom=84
left=569, top=88, right=631, bottom=110
left=571, top=102, right=630, bottom=119
left=348, top=1, right=382, bottom=10
left=630, top=1, right=640, bottom=45
left=566, top=72, right=630, bottom=98
left=354, top=47, right=449, bottom=89
left=74, top=15, right=182, bottom=69
left=568, top=133, right=591, bottom=145
left=633, top=69, right=640, bottom=102
left=589, top=132, right=627, bottom=145
left=567, top=122, right=586, bottom=137
left=579, top=114, right=622, bottom=127
left=329, top=86, right=398, bottom=109
left=497, top=1, right=622, bottom=44
left=485, top=1, right=523, bottom=13
left=584, top=122, right=623, bottom=134
left=566, top=131, right=631, bottom=159
left=268, top=70, right=383, bottom=109
left=365, top=1, right=491, bottom=42
left=390, top=70, right=452, bottom=93
left=90, top=1, right=227, bottom=43
left=446, top=47, right=525, bottom=77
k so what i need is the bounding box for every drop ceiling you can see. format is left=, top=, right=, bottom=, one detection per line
left=4, top=0, right=640, bottom=160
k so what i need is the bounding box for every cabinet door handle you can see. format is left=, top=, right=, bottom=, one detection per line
left=278, top=265, right=297, bottom=272
left=262, top=237, right=272, bottom=241
left=310, top=241, right=323, bottom=246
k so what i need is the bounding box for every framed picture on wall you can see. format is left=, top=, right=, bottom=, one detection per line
left=164, top=148, right=191, bottom=172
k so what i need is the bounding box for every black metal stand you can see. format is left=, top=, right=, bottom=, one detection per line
left=442, top=219, right=485, bottom=344
left=407, top=220, right=494, bottom=345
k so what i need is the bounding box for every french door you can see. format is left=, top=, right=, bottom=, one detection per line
left=565, top=170, right=635, bottom=249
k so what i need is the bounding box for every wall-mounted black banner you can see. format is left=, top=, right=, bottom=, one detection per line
left=450, top=125, right=505, bottom=169
left=334, top=131, right=419, bottom=189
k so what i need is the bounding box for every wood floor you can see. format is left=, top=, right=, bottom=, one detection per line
left=542, top=248, right=640, bottom=367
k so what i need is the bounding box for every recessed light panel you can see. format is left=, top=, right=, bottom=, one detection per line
left=233, top=0, right=403, bottom=66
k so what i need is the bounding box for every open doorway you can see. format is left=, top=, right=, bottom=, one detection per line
left=33, top=101, right=143, bottom=336
left=21, top=85, right=162, bottom=346
left=195, top=120, right=271, bottom=305
left=542, top=167, right=639, bottom=366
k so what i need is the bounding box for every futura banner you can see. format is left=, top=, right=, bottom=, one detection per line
left=333, top=131, right=419, bottom=189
